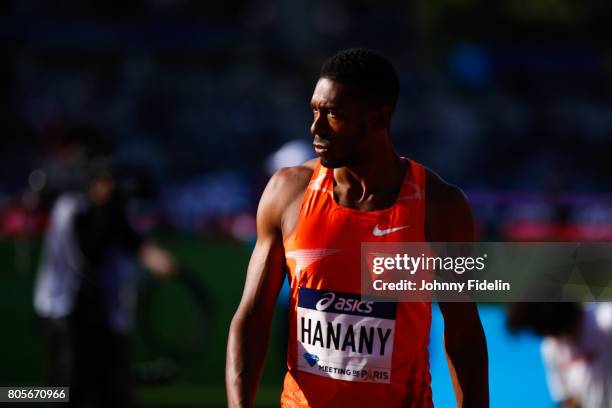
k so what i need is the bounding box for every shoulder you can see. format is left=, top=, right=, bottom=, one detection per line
left=425, top=167, right=469, bottom=207
left=257, top=159, right=318, bottom=231
left=54, top=192, right=86, bottom=210
left=424, top=167, right=475, bottom=242
left=50, top=192, right=86, bottom=225
left=263, top=159, right=317, bottom=202
left=268, top=159, right=317, bottom=191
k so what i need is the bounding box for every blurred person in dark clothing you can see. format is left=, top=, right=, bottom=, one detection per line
left=34, top=163, right=176, bottom=408
left=507, top=302, right=612, bottom=408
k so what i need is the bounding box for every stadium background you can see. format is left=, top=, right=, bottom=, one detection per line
left=1, top=1, right=611, bottom=406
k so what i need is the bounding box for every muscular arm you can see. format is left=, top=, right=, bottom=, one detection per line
left=226, top=164, right=313, bottom=408
left=425, top=170, right=489, bottom=408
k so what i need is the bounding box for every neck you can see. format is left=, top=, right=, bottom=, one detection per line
left=333, top=136, right=404, bottom=201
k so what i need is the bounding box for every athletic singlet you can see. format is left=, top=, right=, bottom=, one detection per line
left=281, top=158, right=433, bottom=407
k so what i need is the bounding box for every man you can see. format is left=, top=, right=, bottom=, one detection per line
left=226, top=48, right=488, bottom=407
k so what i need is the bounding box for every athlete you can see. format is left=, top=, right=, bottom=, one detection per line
left=226, top=48, right=489, bottom=407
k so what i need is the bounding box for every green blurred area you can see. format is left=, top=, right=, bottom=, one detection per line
left=0, top=235, right=286, bottom=407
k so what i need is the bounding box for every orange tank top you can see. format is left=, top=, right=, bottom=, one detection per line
left=281, top=158, right=433, bottom=407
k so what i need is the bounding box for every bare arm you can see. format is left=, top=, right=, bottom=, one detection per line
left=226, top=167, right=306, bottom=408
left=440, top=301, right=488, bottom=408
left=426, top=170, right=489, bottom=408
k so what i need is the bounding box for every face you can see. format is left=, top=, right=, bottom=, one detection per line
left=89, top=175, right=115, bottom=206
left=310, top=78, right=374, bottom=168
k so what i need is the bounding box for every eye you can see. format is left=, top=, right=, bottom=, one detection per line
left=328, top=111, right=337, bottom=118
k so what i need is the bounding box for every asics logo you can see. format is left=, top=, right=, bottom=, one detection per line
left=315, top=292, right=374, bottom=314
left=372, top=224, right=410, bottom=236
left=315, top=292, right=336, bottom=311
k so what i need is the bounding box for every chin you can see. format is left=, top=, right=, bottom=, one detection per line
left=320, top=152, right=361, bottom=169
left=319, top=156, right=343, bottom=169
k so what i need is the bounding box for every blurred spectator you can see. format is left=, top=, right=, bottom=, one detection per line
left=507, top=302, right=612, bottom=408
left=34, top=160, right=176, bottom=408
left=264, top=138, right=314, bottom=176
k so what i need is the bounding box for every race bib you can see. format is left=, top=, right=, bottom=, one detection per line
left=297, top=287, right=397, bottom=383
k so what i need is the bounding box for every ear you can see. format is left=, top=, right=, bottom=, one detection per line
left=367, top=105, right=393, bottom=131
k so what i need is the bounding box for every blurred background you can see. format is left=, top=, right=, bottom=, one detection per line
left=1, top=0, right=612, bottom=407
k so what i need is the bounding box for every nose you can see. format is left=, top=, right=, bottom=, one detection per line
left=310, top=110, right=327, bottom=136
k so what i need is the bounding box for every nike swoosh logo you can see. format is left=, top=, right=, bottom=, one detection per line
left=372, top=224, right=410, bottom=236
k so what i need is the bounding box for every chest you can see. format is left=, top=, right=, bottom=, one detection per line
left=291, top=199, right=424, bottom=249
